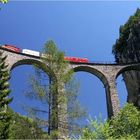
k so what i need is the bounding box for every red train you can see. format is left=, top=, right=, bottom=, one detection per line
left=0, top=44, right=89, bottom=63
left=64, top=56, right=88, bottom=63
left=2, top=44, right=21, bottom=53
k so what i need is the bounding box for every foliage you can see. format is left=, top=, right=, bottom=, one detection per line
left=112, top=8, right=140, bottom=61
left=25, top=40, right=86, bottom=137
left=42, top=40, right=73, bottom=82
left=0, top=51, right=12, bottom=139
left=0, top=109, right=12, bottom=139
left=42, top=40, right=86, bottom=134
left=109, top=103, right=140, bottom=139
left=8, top=110, right=48, bottom=139
left=80, top=103, right=140, bottom=139
left=66, top=77, right=86, bottom=135
left=0, top=0, right=8, bottom=3
left=80, top=117, right=110, bottom=139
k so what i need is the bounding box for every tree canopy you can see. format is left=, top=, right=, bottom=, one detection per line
left=8, top=110, right=48, bottom=139
left=81, top=103, right=140, bottom=139
left=24, top=40, right=86, bottom=138
left=112, top=8, right=140, bottom=61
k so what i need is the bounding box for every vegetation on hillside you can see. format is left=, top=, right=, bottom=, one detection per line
left=112, top=8, right=140, bottom=62
left=80, top=103, right=140, bottom=139
left=9, top=110, right=48, bottom=139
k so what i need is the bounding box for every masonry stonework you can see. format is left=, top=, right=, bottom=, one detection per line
left=1, top=48, right=140, bottom=138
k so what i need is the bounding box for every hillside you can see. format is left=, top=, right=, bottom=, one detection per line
left=112, top=8, right=140, bottom=108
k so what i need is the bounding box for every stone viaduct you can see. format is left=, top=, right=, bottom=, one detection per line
left=1, top=48, right=140, bottom=137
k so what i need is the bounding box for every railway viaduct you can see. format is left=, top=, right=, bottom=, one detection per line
left=1, top=48, right=140, bottom=138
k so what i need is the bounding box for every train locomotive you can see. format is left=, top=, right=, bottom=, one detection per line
left=0, top=44, right=88, bottom=63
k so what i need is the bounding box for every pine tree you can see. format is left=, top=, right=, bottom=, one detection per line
left=0, top=51, right=12, bottom=139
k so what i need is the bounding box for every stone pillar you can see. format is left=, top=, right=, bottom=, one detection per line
left=57, top=84, right=68, bottom=139
left=49, top=77, right=68, bottom=139
left=105, top=75, right=120, bottom=118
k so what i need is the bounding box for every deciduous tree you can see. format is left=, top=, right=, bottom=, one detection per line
left=80, top=103, right=140, bottom=139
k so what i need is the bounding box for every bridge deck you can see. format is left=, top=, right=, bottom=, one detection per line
left=1, top=47, right=140, bottom=66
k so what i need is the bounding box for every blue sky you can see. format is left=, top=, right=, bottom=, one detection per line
left=0, top=1, right=139, bottom=123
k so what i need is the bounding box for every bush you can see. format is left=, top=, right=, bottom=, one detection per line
left=80, top=103, right=140, bottom=139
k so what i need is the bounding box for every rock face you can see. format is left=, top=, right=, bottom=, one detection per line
left=112, top=8, right=140, bottom=107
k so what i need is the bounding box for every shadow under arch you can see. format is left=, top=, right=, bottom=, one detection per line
left=115, top=64, right=140, bottom=107
left=116, top=64, right=140, bottom=79
left=10, top=59, right=56, bottom=79
left=73, top=65, right=112, bottom=118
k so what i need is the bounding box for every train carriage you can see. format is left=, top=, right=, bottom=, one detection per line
left=0, top=44, right=89, bottom=63
left=1, top=44, right=21, bottom=53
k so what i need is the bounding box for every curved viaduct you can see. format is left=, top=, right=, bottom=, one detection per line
left=1, top=48, right=140, bottom=137
left=0, top=48, right=140, bottom=138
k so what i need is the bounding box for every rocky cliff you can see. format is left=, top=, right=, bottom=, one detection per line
left=112, top=8, right=140, bottom=107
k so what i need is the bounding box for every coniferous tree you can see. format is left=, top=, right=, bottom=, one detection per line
left=24, top=40, right=86, bottom=138
left=0, top=51, right=12, bottom=139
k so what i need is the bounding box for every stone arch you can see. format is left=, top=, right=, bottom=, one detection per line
left=72, top=65, right=112, bottom=118
left=10, top=58, right=56, bottom=79
left=116, top=63, right=140, bottom=79
left=115, top=63, right=140, bottom=107
left=73, top=65, right=108, bottom=86
left=9, top=58, right=51, bottom=132
left=9, top=57, right=67, bottom=135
